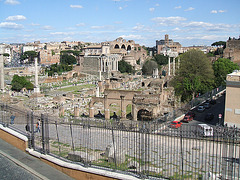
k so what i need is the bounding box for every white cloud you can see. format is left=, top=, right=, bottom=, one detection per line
left=219, top=10, right=227, bottom=13
left=31, top=23, right=40, bottom=26
left=185, top=7, right=195, bottom=11
left=119, top=7, right=123, bottom=10
left=173, top=27, right=181, bottom=31
left=152, top=16, right=187, bottom=26
left=70, top=5, right=83, bottom=8
left=6, top=15, right=26, bottom=21
left=4, top=0, right=20, bottom=5
left=155, top=4, right=160, bottom=7
left=42, top=25, right=53, bottom=30
left=133, top=24, right=144, bottom=31
left=76, top=23, right=85, bottom=27
left=211, top=10, right=218, bottom=14
left=175, top=6, right=181, bottom=9
left=211, top=10, right=227, bottom=14
left=149, top=8, right=155, bottom=12
left=120, top=34, right=143, bottom=40
left=50, top=32, right=76, bottom=36
left=0, top=22, right=23, bottom=29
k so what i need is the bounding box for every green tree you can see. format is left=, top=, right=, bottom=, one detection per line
left=211, top=41, right=226, bottom=48
left=20, top=51, right=38, bottom=64
left=152, top=54, right=168, bottom=66
left=118, top=60, right=133, bottom=73
left=142, top=60, right=158, bottom=75
left=60, top=54, right=77, bottom=65
left=171, top=49, right=214, bottom=102
left=213, top=58, right=239, bottom=87
left=11, top=75, right=34, bottom=91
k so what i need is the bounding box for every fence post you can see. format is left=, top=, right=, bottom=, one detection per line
left=41, top=113, right=45, bottom=154
left=31, top=111, right=35, bottom=150
left=26, top=111, right=31, bottom=148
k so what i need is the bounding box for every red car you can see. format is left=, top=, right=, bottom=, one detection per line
left=182, top=115, right=193, bottom=123
left=170, top=121, right=182, bottom=128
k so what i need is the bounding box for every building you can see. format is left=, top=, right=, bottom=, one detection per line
left=224, top=70, right=240, bottom=127
left=156, top=34, right=181, bottom=54
left=39, top=49, right=60, bottom=65
left=223, top=37, right=240, bottom=65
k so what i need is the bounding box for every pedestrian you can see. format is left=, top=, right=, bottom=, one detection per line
left=35, top=119, right=41, bottom=133
left=10, top=114, right=15, bottom=124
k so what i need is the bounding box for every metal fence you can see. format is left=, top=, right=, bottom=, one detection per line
left=1, top=102, right=239, bottom=180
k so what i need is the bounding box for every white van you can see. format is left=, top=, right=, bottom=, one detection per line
left=197, top=124, right=213, bottom=137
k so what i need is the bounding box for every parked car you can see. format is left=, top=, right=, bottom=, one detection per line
left=182, top=115, right=193, bottom=123
left=205, top=113, right=214, bottom=121
left=204, top=102, right=211, bottom=109
left=170, top=121, right=182, bottom=128
left=197, top=105, right=205, bottom=112
left=210, top=99, right=216, bottom=105
left=185, top=111, right=195, bottom=118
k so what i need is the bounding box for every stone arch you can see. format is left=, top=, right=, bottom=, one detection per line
left=121, top=44, right=126, bottom=49
left=137, top=109, right=153, bottom=121
left=127, top=45, right=131, bottom=51
left=109, top=102, right=121, bottom=118
left=126, top=104, right=133, bottom=120
left=114, top=44, right=120, bottom=49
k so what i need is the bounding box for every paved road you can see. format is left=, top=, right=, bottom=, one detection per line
left=0, top=138, right=73, bottom=180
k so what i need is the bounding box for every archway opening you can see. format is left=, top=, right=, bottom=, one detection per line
left=93, top=102, right=104, bottom=119
left=114, top=44, right=120, bottom=49
left=137, top=109, right=153, bottom=121
left=127, top=45, right=131, bottom=51
left=121, top=44, right=126, bottom=49
left=109, top=103, right=120, bottom=119
left=126, top=104, right=132, bottom=120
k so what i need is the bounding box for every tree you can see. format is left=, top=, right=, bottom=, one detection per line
left=20, top=51, right=38, bottom=64
left=60, top=54, right=77, bottom=65
left=213, top=58, right=239, bottom=87
left=152, top=54, right=168, bottom=66
left=118, top=60, right=133, bottom=73
left=142, top=60, right=158, bottom=75
left=11, top=75, right=34, bottom=91
left=211, top=41, right=226, bottom=48
left=171, top=49, right=214, bottom=102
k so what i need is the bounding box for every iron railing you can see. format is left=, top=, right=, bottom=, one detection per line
left=0, top=102, right=239, bottom=180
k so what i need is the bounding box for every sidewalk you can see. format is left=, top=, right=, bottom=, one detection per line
left=0, top=138, right=73, bottom=180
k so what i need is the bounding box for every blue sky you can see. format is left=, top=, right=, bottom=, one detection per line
left=0, top=0, right=239, bottom=46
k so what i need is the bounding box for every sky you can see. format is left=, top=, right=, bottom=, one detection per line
left=0, top=0, right=240, bottom=47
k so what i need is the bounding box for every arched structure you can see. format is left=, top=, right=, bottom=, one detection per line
left=89, top=89, right=141, bottom=120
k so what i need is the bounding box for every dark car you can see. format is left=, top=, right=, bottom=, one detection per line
left=210, top=99, right=216, bottom=105
left=185, top=111, right=195, bottom=118
left=205, top=113, right=214, bottom=121
left=182, top=115, right=193, bottom=123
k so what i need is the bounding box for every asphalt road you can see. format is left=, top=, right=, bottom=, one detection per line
left=183, top=93, right=225, bottom=126
left=0, top=138, right=73, bottom=180
left=0, top=153, right=41, bottom=180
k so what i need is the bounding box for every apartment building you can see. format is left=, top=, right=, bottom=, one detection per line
left=224, top=70, right=240, bottom=127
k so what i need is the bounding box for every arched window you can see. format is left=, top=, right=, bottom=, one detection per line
left=127, top=45, right=131, bottom=51
left=121, top=44, right=126, bottom=49
left=114, top=44, right=120, bottom=49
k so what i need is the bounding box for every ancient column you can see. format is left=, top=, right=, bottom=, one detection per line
left=104, top=94, right=110, bottom=120
left=120, top=95, right=126, bottom=119
left=34, top=57, right=40, bottom=93
left=132, top=104, right=137, bottom=121
left=168, top=56, right=171, bottom=76
left=173, top=57, right=175, bottom=76
left=74, top=105, right=79, bottom=117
